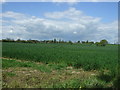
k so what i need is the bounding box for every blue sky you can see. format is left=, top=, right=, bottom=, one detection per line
left=2, top=2, right=118, bottom=22
left=1, top=2, right=118, bottom=43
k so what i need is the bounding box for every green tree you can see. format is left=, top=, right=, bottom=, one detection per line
left=53, top=38, right=57, bottom=43
left=86, top=40, right=89, bottom=43
left=81, top=41, right=85, bottom=44
left=17, top=39, right=21, bottom=42
left=69, top=40, right=73, bottom=44
left=100, top=39, right=108, bottom=46
left=77, top=41, right=80, bottom=43
left=95, top=42, right=99, bottom=46
left=89, top=41, right=94, bottom=44
left=59, top=39, right=62, bottom=43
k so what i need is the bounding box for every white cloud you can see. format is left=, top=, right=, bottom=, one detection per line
left=0, top=0, right=6, bottom=2
left=45, top=7, right=101, bottom=23
left=45, top=7, right=83, bottom=19
left=51, top=0, right=78, bottom=6
left=1, top=8, right=118, bottom=43
left=0, top=0, right=6, bottom=4
left=73, top=31, right=77, bottom=34
left=1, top=11, right=29, bottom=19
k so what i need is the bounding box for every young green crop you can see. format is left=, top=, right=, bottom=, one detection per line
left=2, top=42, right=118, bottom=71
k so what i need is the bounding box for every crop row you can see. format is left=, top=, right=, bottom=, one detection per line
left=2, top=42, right=118, bottom=71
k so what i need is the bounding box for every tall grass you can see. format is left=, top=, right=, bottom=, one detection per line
left=2, top=42, right=118, bottom=71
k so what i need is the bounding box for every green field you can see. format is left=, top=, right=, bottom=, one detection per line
left=2, top=42, right=118, bottom=70
left=2, top=42, right=119, bottom=88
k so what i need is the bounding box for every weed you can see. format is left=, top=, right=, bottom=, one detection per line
left=5, top=72, right=16, bottom=77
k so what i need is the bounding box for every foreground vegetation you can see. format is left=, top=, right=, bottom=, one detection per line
left=2, top=58, right=116, bottom=88
left=2, top=42, right=119, bottom=88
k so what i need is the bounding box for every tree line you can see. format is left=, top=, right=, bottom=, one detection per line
left=1, top=38, right=109, bottom=46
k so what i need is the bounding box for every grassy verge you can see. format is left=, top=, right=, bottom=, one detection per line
left=2, top=58, right=117, bottom=88
left=2, top=58, right=68, bottom=72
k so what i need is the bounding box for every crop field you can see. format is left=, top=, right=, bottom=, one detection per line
left=2, top=42, right=119, bottom=88
left=2, top=42, right=118, bottom=70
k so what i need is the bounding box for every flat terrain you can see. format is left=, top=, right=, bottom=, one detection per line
left=2, top=42, right=118, bottom=88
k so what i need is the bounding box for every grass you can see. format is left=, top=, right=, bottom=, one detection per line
left=2, top=58, right=118, bottom=88
left=2, top=58, right=100, bottom=88
left=2, top=42, right=119, bottom=88
left=2, top=59, right=67, bottom=72
left=2, top=42, right=118, bottom=71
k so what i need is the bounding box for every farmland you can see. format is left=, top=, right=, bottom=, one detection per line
left=2, top=42, right=118, bottom=70
left=2, top=42, right=119, bottom=88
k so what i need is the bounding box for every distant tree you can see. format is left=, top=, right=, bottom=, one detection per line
left=31, top=40, right=39, bottom=43
left=2, top=38, right=14, bottom=42
left=89, top=41, right=94, bottom=44
left=53, top=38, right=57, bottom=43
left=58, top=39, right=62, bottom=43
left=95, top=42, right=100, bottom=46
left=77, top=41, right=80, bottom=43
left=88, top=41, right=94, bottom=46
left=20, top=40, right=26, bottom=43
left=81, top=41, right=85, bottom=44
left=95, top=39, right=108, bottom=46
left=17, top=39, right=21, bottom=42
left=43, top=40, right=46, bottom=43
left=27, top=39, right=39, bottom=43
left=61, top=40, right=65, bottom=43
left=86, top=40, right=89, bottom=43
left=51, top=40, right=54, bottom=43
left=69, top=40, right=73, bottom=44
left=100, top=39, right=108, bottom=46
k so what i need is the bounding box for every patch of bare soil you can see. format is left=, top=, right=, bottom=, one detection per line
left=2, top=66, right=98, bottom=88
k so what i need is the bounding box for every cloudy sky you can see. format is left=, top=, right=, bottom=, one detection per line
left=1, top=2, right=118, bottom=43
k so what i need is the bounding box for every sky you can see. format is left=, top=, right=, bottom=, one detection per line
left=1, top=2, right=118, bottom=43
